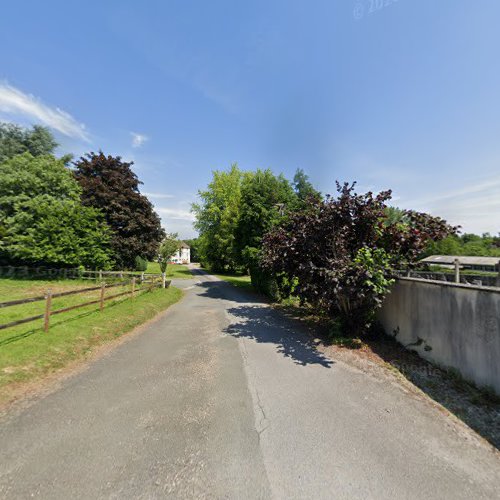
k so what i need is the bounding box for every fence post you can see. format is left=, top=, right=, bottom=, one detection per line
left=162, top=272, right=166, bottom=289
left=496, top=260, right=500, bottom=287
left=131, top=277, right=136, bottom=298
left=44, top=290, right=52, bottom=332
left=99, top=270, right=102, bottom=281
left=141, top=272, right=144, bottom=284
left=100, top=283, right=105, bottom=311
left=454, top=258, right=460, bottom=284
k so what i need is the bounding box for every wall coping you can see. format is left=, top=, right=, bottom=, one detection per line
left=395, top=276, right=500, bottom=294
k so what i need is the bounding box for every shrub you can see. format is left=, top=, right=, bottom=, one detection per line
left=262, top=182, right=456, bottom=335
left=134, top=256, right=148, bottom=271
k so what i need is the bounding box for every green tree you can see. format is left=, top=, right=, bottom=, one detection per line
left=0, top=153, right=112, bottom=268
left=158, top=233, right=180, bottom=273
left=293, top=168, right=321, bottom=204
left=0, top=123, right=58, bottom=162
left=0, top=153, right=80, bottom=217
left=74, top=152, right=165, bottom=269
left=192, top=164, right=243, bottom=272
left=235, top=169, right=297, bottom=267
left=184, top=238, right=200, bottom=262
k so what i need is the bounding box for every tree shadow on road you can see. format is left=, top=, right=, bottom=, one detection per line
left=196, top=279, right=260, bottom=304
left=225, top=305, right=334, bottom=368
left=196, top=279, right=333, bottom=367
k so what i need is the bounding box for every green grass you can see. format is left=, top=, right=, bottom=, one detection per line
left=215, top=273, right=254, bottom=291
left=0, top=278, right=182, bottom=405
left=146, top=262, right=193, bottom=279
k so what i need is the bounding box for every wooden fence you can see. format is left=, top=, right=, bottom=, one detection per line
left=0, top=277, right=171, bottom=333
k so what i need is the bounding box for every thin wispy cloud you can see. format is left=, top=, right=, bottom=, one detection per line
left=0, top=82, right=89, bottom=141
left=403, top=175, right=500, bottom=234
left=155, top=205, right=196, bottom=238
left=131, top=132, right=149, bottom=148
left=142, top=192, right=175, bottom=199
left=156, top=207, right=195, bottom=220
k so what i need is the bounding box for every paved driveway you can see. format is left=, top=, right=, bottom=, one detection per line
left=0, top=269, right=499, bottom=498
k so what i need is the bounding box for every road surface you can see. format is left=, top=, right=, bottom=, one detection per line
left=0, top=268, right=499, bottom=499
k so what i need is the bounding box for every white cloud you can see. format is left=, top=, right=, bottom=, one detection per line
left=142, top=192, right=175, bottom=199
left=155, top=206, right=196, bottom=238
left=0, top=82, right=89, bottom=141
left=402, top=175, right=500, bottom=235
left=131, top=132, right=149, bottom=148
left=156, top=207, right=195, bottom=221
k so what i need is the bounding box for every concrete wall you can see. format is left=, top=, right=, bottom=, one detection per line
left=378, top=278, right=500, bottom=393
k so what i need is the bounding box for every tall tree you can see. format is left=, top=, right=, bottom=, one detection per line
left=235, top=169, right=297, bottom=267
left=0, top=153, right=112, bottom=268
left=192, top=164, right=243, bottom=272
left=0, top=123, right=58, bottom=162
left=292, top=168, right=321, bottom=204
left=73, top=152, right=165, bottom=269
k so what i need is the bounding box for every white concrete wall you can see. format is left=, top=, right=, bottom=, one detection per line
left=378, top=278, right=500, bottom=393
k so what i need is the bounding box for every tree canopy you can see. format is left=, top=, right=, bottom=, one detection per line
left=0, top=123, right=58, bottom=163
left=262, top=182, right=456, bottom=334
left=192, top=164, right=243, bottom=272
left=235, top=169, right=297, bottom=268
left=0, top=153, right=112, bottom=268
left=73, top=152, right=165, bottom=269
left=158, top=233, right=180, bottom=273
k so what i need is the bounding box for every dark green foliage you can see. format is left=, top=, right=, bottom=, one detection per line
left=134, top=256, right=148, bottom=271
left=0, top=153, right=112, bottom=268
left=74, top=152, right=165, bottom=269
left=248, top=264, right=281, bottom=300
left=4, top=197, right=112, bottom=269
left=262, top=182, right=456, bottom=335
left=0, top=123, right=58, bottom=162
left=184, top=238, right=200, bottom=262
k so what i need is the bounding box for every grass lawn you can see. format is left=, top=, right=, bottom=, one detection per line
left=146, top=262, right=193, bottom=279
left=215, top=273, right=254, bottom=291
left=0, top=277, right=182, bottom=406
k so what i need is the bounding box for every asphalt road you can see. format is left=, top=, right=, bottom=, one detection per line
left=1, top=268, right=499, bottom=499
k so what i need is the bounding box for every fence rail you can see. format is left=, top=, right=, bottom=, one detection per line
left=394, top=269, right=500, bottom=288
left=0, top=277, right=171, bottom=333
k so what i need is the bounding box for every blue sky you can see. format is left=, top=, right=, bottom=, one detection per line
left=1, top=0, right=499, bottom=237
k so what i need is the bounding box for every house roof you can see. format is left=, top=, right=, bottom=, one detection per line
left=179, top=241, right=190, bottom=249
left=420, top=255, right=500, bottom=267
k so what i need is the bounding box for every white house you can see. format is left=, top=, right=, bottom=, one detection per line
left=170, top=241, right=190, bottom=264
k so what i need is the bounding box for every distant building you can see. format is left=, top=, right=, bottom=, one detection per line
left=420, top=255, right=500, bottom=272
left=170, top=241, right=190, bottom=264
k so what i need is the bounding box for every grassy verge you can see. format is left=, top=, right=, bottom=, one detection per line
left=146, top=262, right=193, bottom=279
left=0, top=280, right=182, bottom=406
left=215, top=273, right=254, bottom=291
